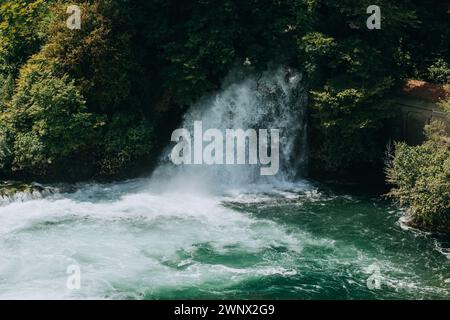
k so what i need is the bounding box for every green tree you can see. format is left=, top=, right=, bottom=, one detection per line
left=387, top=121, right=450, bottom=230
left=0, top=0, right=53, bottom=75
left=293, top=0, right=426, bottom=177
left=4, top=55, right=98, bottom=176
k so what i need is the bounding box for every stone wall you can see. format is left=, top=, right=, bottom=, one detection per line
left=389, top=97, right=450, bottom=145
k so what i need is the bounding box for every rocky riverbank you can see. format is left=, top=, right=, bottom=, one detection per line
left=0, top=182, right=58, bottom=205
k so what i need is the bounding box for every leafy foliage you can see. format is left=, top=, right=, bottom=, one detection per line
left=0, top=0, right=53, bottom=75
left=3, top=55, right=97, bottom=175
left=386, top=121, right=450, bottom=230
left=309, top=80, right=395, bottom=173
left=294, top=0, right=430, bottom=176
left=427, top=58, right=450, bottom=84
left=0, top=0, right=448, bottom=180
left=97, top=114, right=155, bottom=176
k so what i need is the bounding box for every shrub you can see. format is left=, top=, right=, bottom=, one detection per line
left=0, top=73, right=14, bottom=109
left=295, top=1, right=416, bottom=177
left=0, top=126, right=12, bottom=172
left=309, top=79, right=396, bottom=175
left=6, top=55, right=98, bottom=176
left=0, top=0, right=53, bottom=75
left=40, top=1, right=136, bottom=114
left=98, top=115, right=155, bottom=177
left=427, top=58, right=450, bottom=84
left=386, top=121, right=450, bottom=230
left=439, top=95, right=450, bottom=116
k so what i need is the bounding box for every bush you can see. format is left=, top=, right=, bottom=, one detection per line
left=5, top=55, right=98, bottom=176
left=40, top=1, right=137, bottom=114
left=440, top=96, right=450, bottom=117
left=0, top=126, right=12, bottom=172
left=295, top=1, right=416, bottom=177
left=0, top=74, right=14, bottom=110
left=386, top=121, right=450, bottom=230
left=309, top=79, right=396, bottom=175
left=427, top=58, right=450, bottom=84
left=0, top=0, right=53, bottom=75
left=98, top=115, right=155, bottom=177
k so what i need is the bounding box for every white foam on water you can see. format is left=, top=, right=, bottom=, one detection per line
left=0, top=183, right=312, bottom=299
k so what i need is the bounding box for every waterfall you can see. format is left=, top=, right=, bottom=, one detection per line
left=151, top=66, right=308, bottom=192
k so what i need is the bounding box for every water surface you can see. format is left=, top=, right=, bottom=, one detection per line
left=0, top=179, right=449, bottom=299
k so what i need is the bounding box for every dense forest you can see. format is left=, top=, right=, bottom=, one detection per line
left=0, top=0, right=449, bottom=182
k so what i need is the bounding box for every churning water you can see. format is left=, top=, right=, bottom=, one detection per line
left=1, top=68, right=450, bottom=299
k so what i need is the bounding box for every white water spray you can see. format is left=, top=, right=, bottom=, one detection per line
left=152, top=66, right=308, bottom=192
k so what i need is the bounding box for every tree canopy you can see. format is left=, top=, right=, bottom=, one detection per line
left=0, top=0, right=448, bottom=181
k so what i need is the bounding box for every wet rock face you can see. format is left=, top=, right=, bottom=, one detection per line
left=0, top=181, right=57, bottom=205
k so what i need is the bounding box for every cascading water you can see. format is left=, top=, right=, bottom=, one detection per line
left=151, top=66, right=308, bottom=192
left=1, top=67, right=450, bottom=300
